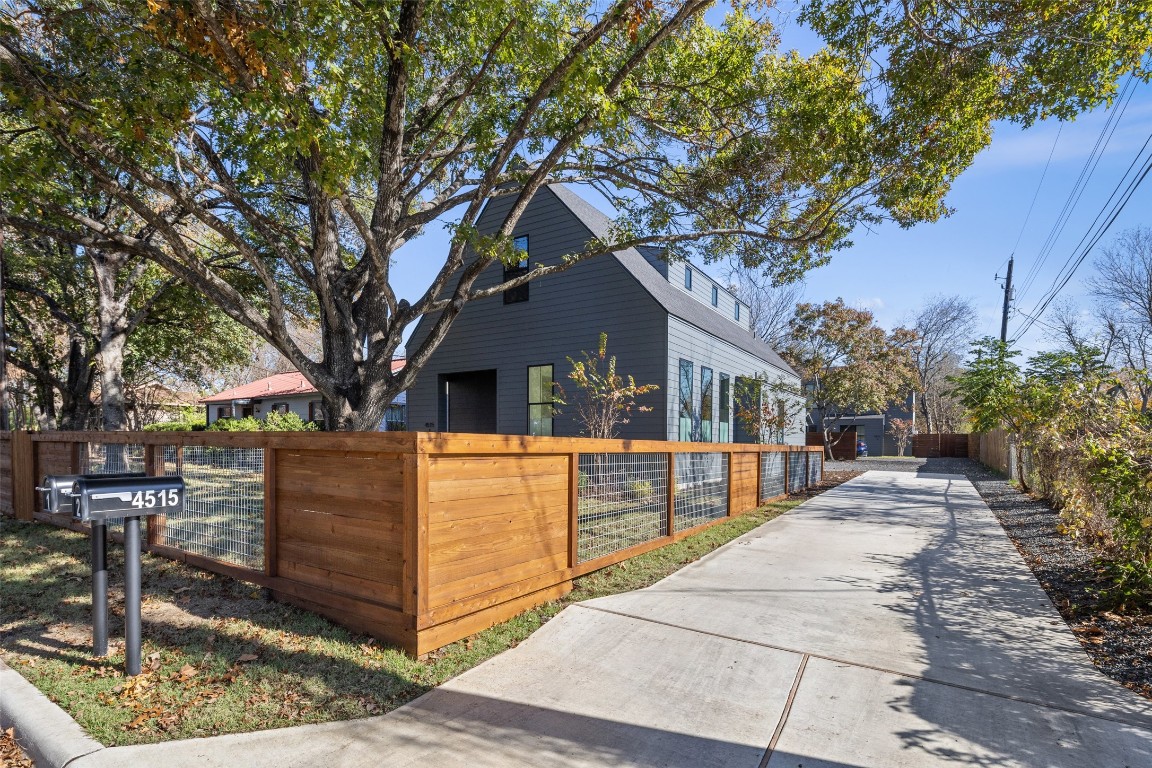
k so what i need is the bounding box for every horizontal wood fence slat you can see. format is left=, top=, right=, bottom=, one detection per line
left=2, top=430, right=821, bottom=655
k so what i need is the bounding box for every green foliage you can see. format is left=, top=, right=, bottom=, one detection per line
left=142, top=407, right=207, bottom=432
left=567, top=333, right=659, bottom=439
left=959, top=338, right=1152, bottom=608
left=207, top=412, right=318, bottom=432
left=4, top=0, right=1144, bottom=430
left=262, top=410, right=318, bottom=432
left=949, top=338, right=1022, bottom=433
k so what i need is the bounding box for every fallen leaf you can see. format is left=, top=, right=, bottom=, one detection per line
left=236, top=654, right=258, bottom=663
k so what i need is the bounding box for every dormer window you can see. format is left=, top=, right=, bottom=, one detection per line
left=711, top=285, right=719, bottom=306
left=684, top=266, right=692, bottom=290
left=503, top=235, right=530, bottom=304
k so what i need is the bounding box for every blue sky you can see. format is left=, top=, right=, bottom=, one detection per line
left=391, top=9, right=1152, bottom=361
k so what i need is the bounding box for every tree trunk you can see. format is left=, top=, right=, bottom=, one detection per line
left=93, top=252, right=131, bottom=432
left=98, top=330, right=128, bottom=431
left=57, top=337, right=96, bottom=430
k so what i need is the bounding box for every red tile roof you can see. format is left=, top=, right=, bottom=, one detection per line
left=199, top=361, right=405, bottom=404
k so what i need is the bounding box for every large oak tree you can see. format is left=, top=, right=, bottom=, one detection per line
left=1, top=0, right=1147, bottom=429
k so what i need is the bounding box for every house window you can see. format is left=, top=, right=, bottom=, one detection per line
left=308, top=400, right=324, bottom=423
left=503, top=235, right=530, bottom=304
left=719, top=374, right=731, bottom=442
left=734, top=376, right=759, bottom=443
left=711, top=285, right=719, bottom=306
left=270, top=402, right=289, bottom=414
left=527, top=364, right=555, bottom=436
left=678, top=359, right=693, bottom=441
left=700, top=367, right=713, bottom=442
left=735, top=303, right=741, bottom=321
left=684, top=266, right=692, bottom=290
left=216, top=406, right=233, bottom=420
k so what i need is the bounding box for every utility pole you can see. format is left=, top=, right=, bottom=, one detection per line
left=998, top=256, right=1014, bottom=343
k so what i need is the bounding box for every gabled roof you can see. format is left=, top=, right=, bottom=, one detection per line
left=547, top=185, right=797, bottom=378
left=200, top=360, right=407, bottom=404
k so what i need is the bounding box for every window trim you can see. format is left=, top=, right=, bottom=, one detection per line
left=526, top=363, right=555, bottom=437
left=700, top=366, right=714, bottom=442
left=719, top=373, right=731, bottom=441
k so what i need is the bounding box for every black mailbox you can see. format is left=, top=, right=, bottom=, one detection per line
left=71, top=475, right=184, bottom=523
left=37, top=473, right=145, bottom=516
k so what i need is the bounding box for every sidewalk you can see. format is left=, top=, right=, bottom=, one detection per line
left=15, top=471, right=1152, bottom=767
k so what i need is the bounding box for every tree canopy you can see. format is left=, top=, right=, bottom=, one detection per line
left=782, top=298, right=917, bottom=454
left=2, top=0, right=1147, bottom=429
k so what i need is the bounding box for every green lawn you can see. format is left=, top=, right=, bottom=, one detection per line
left=1, top=497, right=802, bottom=746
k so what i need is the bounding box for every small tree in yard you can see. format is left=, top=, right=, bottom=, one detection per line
left=735, top=375, right=806, bottom=444
left=567, top=333, right=658, bottom=439
left=888, top=417, right=915, bottom=457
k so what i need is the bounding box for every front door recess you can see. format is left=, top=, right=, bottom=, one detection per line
left=439, top=370, right=498, bottom=433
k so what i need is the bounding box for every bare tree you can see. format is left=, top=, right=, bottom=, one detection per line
left=724, top=261, right=804, bottom=348
left=1089, top=227, right=1152, bottom=411
left=911, top=295, right=977, bottom=433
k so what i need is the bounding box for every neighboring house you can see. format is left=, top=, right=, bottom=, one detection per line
left=201, top=362, right=408, bottom=430
left=406, top=185, right=803, bottom=443
left=808, top=392, right=917, bottom=456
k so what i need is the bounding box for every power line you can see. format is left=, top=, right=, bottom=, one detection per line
left=1015, top=78, right=1137, bottom=304
left=1011, top=131, right=1152, bottom=341
left=1009, top=122, right=1062, bottom=258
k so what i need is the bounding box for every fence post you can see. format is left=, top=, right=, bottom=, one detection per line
left=11, top=430, right=33, bottom=520
left=666, top=452, right=676, bottom=538
left=263, top=447, right=277, bottom=577
left=568, top=452, right=580, bottom=568
left=144, top=445, right=165, bottom=551
left=725, top=450, right=735, bottom=517
left=783, top=450, right=791, bottom=496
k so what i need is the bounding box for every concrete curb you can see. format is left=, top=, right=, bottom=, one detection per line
left=0, top=660, right=104, bottom=768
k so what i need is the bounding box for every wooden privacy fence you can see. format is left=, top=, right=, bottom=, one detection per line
left=0, top=430, right=822, bottom=655
left=911, top=433, right=970, bottom=459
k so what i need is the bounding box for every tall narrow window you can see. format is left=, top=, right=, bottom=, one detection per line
left=527, top=364, right=555, bottom=436
left=711, top=285, right=719, bottom=306
left=700, top=367, right=714, bottom=442
left=684, top=266, right=693, bottom=290
left=734, top=303, right=741, bottom=321
left=504, top=235, right=530, bottom=304
left=719, top=374, right=731, bottom=442
left=678, top=359, right=694, bottom=441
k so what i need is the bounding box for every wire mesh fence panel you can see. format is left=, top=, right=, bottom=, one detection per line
left=674, top=452, right=728, bottom=532
left=787, top=452, right=807, bottom=493
left=577, top=453, right=668, bottom=563
left=80, top=443, right=146, bottom=474
left=159, top=445, right=265, bottom=570
left=79, top=443, right=147, bottom=529
left=760, top=452, right=786, bottom=501
left=807, top=453, right=822, bottom=486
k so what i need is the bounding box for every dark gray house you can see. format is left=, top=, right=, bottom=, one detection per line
left=406, top=185, right=803, bottom=443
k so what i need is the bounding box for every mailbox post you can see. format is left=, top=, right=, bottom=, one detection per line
left=37, top=473, right=145, bottom=657
left=70, top=475, right=184, bottom=676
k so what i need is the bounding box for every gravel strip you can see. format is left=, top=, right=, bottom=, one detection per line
left=826, top=456, right=1152, bottom=700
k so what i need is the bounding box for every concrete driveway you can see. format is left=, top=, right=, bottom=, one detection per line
left=40, top=471, right=1152, bottom=766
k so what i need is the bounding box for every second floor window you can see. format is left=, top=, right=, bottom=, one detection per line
left=735, top=303, right=741, bottom=321
left=711, top=285, right=719, bottom=306
left=504, top=235, right=530, bottom=304
left=684, top=266, right=693, bottom=290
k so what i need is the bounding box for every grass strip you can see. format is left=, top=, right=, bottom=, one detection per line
left=0, top=498, right=799, bottom=745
